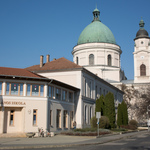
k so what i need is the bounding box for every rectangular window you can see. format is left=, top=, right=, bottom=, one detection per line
left=10, top=110, right=14, bottom=126
left=27, top=84, right=31, bottom=96
left=20, top=83, right=23, bottom=96
left=89, top=81, right=92, bottom=98
left=85, top=79, right=86, bottom=97
left=95, top=86, right=97, bottom=99
left=6, top=82, right=10, bottom=95
left=48, top=86, right=54, bottom=98
left=50, top=110, right=52, bottom=126
left=56, top=109, right=61, bottom=128
left=0, top=82, right=2, bottom=95
left=100, top=88, right=101, bottom=96
left=63, top=110, right=68, bottom=128
left=69, top=92, right=73, bottom=102
left=70, top=111, right=73, bottom=128
left=33, top=109, right=37, bottom=126
left=56, top=88, right=61, bottom=100
left=11, top=83, right=18, bottom=95
left=40, top=85, right=44, bottom=96
left=6, top=83, right=23, bottom=96
left=27, top=84, right=44, bottom=97
left=62, top=90, right=67, bottom=101
left=32, top=85, right=39, bottom=96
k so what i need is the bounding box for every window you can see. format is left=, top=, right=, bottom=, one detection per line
left=85, top=106, right=88, bottom=124
left=69, top=92, right=73, bottom=102
left=76, top=57, right=79, bottom=65
left=33, top=109, right=37, bottom=126
left=103, top=89, right=105, bottom=96
left=85, top=79, right=87, bottom=97
left=70, top=111, right=73, bottom=128
left=27, top=84, right=44, bottom=97
left=56, top=88, right=61, bottom=100
left=90, top=106, right=92, bottom=120
left=108, top=54, right=111, bottom=66
left=140, top=64, right=146, bottom=76
left=56, top=109, right=61, bottom=128
left=89, top=54, right=94, bottom=65
left=48, top=86, right=54, bottom=98
left=95, top=86, right=97, bottom=99
left=6, top=83, right=23, bottom=96
left=62, top=90, right=67, bottom=101
left=32, top=85, right=39, bottom=96
left=11, top=83, right=18, bottom=95
left=89, top=81, right=92, bottom=98
left=100, top=88, right=101, bottom=96
left=0, top=82, right=2, bottom=95
left=63, top=110, right=68, bottom=128
left=50, top=110, right=52, bottom=126
left=10, top=110, right=14, bottom=126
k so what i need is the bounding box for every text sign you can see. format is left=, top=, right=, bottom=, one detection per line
left=96, top=112, right=101, bottom=119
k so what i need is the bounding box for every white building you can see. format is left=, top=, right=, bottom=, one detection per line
left=27, top=57, right=123, bottom=129
left=0, top=67, right=79, bottom=133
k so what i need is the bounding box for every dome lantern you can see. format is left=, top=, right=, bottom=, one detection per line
left=92, top=7, right=100, bottom=22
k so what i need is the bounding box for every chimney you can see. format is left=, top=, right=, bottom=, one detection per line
left=53, top=58, right=56, bottom=61
left=46, top=54, right=50, bottom=63
left=40, top=55, right=44, bottom=67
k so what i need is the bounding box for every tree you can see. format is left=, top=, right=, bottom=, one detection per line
left=99, top=95, right=105, bottom=116
left=122, top=101, right=128, bottom=125
left=117, top=103, right=122, bottom=127
left=95, top=94, right=105, bottom=116
left=95, top=97, right=101, bottom=115
left=117, top=101, right=128, bottom=127
left=104, top=92, right=116, bottom=128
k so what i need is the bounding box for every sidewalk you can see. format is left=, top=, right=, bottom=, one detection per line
left=0, top=130, right=148, bottom=149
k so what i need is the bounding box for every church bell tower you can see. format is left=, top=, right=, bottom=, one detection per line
left=133, top=19, right=150, bottom=82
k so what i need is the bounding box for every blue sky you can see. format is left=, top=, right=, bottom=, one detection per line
left=0, top=0, right=150, bottom=80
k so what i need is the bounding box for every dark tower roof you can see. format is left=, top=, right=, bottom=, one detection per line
left=134, top=19, right=150, bottom=40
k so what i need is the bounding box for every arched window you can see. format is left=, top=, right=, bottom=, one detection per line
left=108, top=54, right=111, bottom=66
left=76, top=57, right=79, bottom=65
left=89, top=54, right=94, bottom=65
left=140, top=64, right=146, bottom=76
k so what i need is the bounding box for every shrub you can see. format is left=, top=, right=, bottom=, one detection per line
left=129, top=120, right=138, bottom=127
left=120, top=125, right=137, bottom=130
left=90, top=116, right=97, bottom=128
left=99, top=116, right=110, bottom=129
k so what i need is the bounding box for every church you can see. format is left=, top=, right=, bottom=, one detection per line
left=0, top=6, right=149, bottom=134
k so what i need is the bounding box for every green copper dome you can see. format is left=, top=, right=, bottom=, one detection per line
left=77, top=8, right=116, bottom=45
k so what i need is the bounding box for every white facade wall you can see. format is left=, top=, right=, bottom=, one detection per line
left=0, top=78, right=77, bottom=134
left=72, top=43, right=122, bottom=82
left=38, top=69, right=123, bottom=128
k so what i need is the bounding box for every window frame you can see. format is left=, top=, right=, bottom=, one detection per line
left=33, top=109, right=37, bottom=126
left=27, top=84, right=44, bottom=97
left=6, top=82, right=24, bottom=96
left=10, top=110, right=15, bottom=126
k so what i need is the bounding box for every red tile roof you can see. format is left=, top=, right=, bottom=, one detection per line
left=0, top=67, right=44, bottom=78
left=26, top=57, right=82, bottom=72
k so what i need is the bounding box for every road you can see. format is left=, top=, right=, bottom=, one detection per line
left=5, top=132, right=149, bottom=150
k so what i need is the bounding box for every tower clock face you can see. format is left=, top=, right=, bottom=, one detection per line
left=140, top=56, right=144, bottom=59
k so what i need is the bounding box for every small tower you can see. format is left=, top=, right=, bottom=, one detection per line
left=92, top=7, right=100, bottom=21
left=133, top=19, right=150, bottom=82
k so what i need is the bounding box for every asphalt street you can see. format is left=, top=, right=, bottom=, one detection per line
left=0, top=130, right=149, bottom=150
